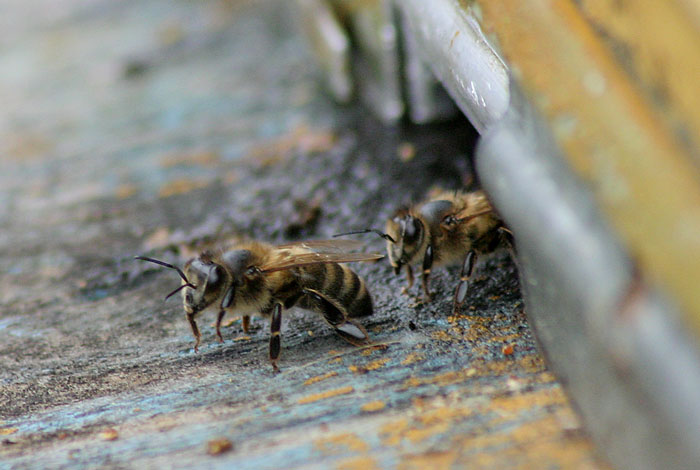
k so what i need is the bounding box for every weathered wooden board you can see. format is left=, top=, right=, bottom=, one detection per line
left=0, top=1, right=606, bottom=468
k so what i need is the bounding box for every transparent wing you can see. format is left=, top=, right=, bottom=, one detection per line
left=261, top=240, right=383, bottom=273
left=275, top=239, right=364, bottom=253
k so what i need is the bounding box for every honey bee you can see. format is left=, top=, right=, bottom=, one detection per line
left=336, top=190, right=510, bottom=313
left=136, top=240, right=382, bottom=370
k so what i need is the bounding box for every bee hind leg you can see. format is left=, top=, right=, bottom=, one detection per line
left=401, top=265, right=414, bottom=295
left=242, top=315, right=251, bottom=334
left=453, top=250, right=476, bottom=314
left=335, top=320, right=370, bottom=346
left=303, top=289, right=370, bottom=345
left=269, top=304, right=282, bottom=372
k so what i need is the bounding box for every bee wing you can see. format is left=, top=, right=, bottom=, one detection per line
left=275, top=239, right=364, bottom=253
left=260, top=251, right=383, bottom=273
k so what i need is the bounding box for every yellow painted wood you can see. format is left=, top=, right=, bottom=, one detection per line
left=579, top=0, right=700, bottom=164
left=474, top=0, right=700, bottom=333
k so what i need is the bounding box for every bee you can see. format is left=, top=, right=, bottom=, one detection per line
left=136, top=240, right=382, bottom=370
left=336, top=190, right=510, bottom=313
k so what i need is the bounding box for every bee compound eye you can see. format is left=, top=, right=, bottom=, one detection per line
left=403, top=217, right=421, bottom=244
left=207, top=265, right=225, bottom=288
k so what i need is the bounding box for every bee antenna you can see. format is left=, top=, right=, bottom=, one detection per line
left=164, top=283, right=195, bottom=301
left=333, top=229, right=396, bottom=244
left=135, top=256, right=194, bottom=286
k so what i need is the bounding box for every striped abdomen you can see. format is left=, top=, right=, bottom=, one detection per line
left=297, top=263, right=373, bottom=318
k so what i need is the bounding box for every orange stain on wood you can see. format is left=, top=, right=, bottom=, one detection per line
left=429, top=330, right=454, bottom=342
left=303, top=371, right=338, bottom=386
left=349, top=358, right=389, bottom=374
left=365, top=358, right=390, bottom=370
left=360, top=401, right=386, bottom=412
left=400, top=353, right=425, bottom=366
left=397, top=450, right=457, bottom=470
left=539, top=371, right=557, bottom=382
left=336, top=455, right=380, bottom=470
left=490, top=387, right=568, bottom=415
left=361, top=344, right=389, bottom=356
left=403, top=423, right=450, bottom=444
left=490, top=333, right=522, bottom=343
left=298, top=386, right=354, bottom=404
left=380, top=401, right=474, bottom=446
left=314, top=432, right=369, bottom=454
left=206, top=437, right=233, bottom=455
left=419, top=406, right=472, bottom=426
left=402, top=356, right=545, bottom=390
left=99, top=429, right=119, bottom=441
left=401, top=368, right=475, bottom=389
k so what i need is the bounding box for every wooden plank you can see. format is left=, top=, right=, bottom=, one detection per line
left=0, top=1, right=607, bottom=468
left=474, top=0, right=700, bottom=336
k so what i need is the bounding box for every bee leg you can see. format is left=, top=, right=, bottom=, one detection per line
left=186, top=313, right=201, bottom=353
left=421, top=244, right=434, bottom=302
left=303, top=289, right=370, bottom=345
left=269, top=303, right=282, bottom=372
left=335, top=319, right=370, bottom=345
left=453, top=250, right=476, bottom=314
left=498, top=226, right=516, bottom=251
left=216, top=285, right=235, bottom=342
left=242, top=315, right=251, bottom=334
left=401, top=265, right=414, bottom=295
left=215, top=309, right=225, bottom=343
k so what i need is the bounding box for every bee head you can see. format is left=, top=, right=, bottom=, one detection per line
left=181, top=255, right=227, bottom=315
left=135, top=254, right=227, bottom=316
left=332, top=212, right=424, bottom=274
left=385, top=212, right=425, bottom=273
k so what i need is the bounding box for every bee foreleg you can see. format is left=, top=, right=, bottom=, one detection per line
left=401, top=265, right=414, bottom=295
left=498, top=226, right=516, bottom=251
left=186, top=313, right=201, bottom=353
left=217, top=285, right=235, bottom=342
left=269, top=303, right=282, bottom=372
left=453, top=250, right=476, bottom=314
left=215, top=309, right=226, bottom=343
left=421, top=245, right=434, bottom=302
left=242, top=315, right=251, bottom=334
